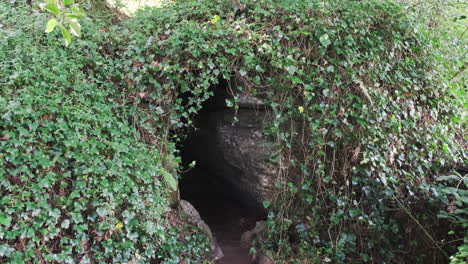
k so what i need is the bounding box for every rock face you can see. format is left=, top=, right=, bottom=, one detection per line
left=178, top=200, right=224, bottom=261
left=184, top=93, right=279, bottom=211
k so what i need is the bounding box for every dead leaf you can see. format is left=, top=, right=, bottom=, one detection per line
left=133, top=61, right=143, bottom=68
left=81, top=240, right=90, bottom=252
left=125, top=78, right=134, bottom=86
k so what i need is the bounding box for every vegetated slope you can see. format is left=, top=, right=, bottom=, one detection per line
left=0, top=0, right=465, bottom=263
left=110, top=0, right=464, bottom=262
left=0, top=2, right=209, bottom=263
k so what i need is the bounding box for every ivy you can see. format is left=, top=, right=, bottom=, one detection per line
left=0, top=0, right=464, bottom=263
left=103, top=0, right=463, bottom=262
left=0, top=2, right=209, bottom=263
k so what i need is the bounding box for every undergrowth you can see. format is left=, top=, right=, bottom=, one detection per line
left=0, top=1, right=209, bottom=263
left=114, top=0, right=464, bottom=262
left=111, top=0, right=464, bottom=262
left=0, top=0, right=465, bottom=263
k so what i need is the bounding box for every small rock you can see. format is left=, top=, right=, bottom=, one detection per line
left=240, top=221, right=267, bottom=249
left=178, top=200, right=224, bottom=261
left=240, top=230, right=254, bottom=249
left=212, top=237, right=224, bottom=261
left=179, top=200, right=202, bottom=222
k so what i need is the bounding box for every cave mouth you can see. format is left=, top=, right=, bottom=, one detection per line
left=177, top=86, right=266, bottom=251
left=178, top=157, right=261, bottom=232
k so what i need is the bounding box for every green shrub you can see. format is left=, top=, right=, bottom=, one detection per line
left=0, top=2, right=209, bottom=263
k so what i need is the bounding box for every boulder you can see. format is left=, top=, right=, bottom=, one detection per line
left=178, top=200, right=224, bottom=261
left=240, top=229, right=255, bottom=249
left=240, top=221, right=267, bottom=249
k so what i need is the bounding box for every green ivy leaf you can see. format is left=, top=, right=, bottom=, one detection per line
left=61, top=219, right=70, bottom=229
left=286, top=65, right=296, bottom=75
left=0, top=214, right=12, bottom=227
left=319, top=33, right=331, bottom=47
left=48, top=208, right=61, bottom=219
left=189, top=160, right=196, bottom=168
left=38, top=177, right=50, bottom=189
left=0, top=245, right=14, bottom=258
left=96, top=207, right=108, bottom=217
left=211, top=15, right=220, bottom=24
left=45, top=19, right=59, bottom=33
left=71, top=212, right=83, bottom=223
left=62, top=0, right=74, bottom=5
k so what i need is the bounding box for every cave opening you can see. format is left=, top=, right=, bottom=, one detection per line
left=178, top=84, right=267, bottom=262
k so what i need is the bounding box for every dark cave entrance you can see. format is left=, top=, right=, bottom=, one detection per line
left=178, top=86, right=266, bottom=262
left=178, top=151, right=260, bottom=232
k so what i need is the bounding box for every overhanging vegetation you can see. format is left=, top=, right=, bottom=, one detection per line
left=0, top=0, right=465, bottom=263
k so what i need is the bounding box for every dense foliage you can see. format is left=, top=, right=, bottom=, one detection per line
left=112, top=0, right=464, bottom=262
left=114, top=0, right=464, bottom=262
left=0, top=0, right=465, bottom=263
left=0, top=2, right=209, bottom=263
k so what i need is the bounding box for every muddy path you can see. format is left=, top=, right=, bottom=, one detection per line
left=178, top=160, right=267, bottom=264
left=194, top=195, right=255, bottom=264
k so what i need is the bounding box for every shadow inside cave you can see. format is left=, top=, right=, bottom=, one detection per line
left=177, top=87, right=266, bottom=263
